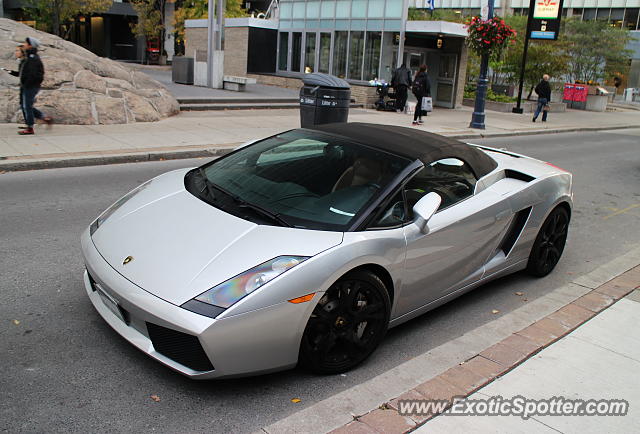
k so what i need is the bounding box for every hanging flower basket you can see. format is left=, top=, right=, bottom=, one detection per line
left=465, top=16, right=517, bottom=60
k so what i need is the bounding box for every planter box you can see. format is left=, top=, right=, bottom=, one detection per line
left=463, top=98, right=567, bottom=113
left=585, top=94, right=608, bottom=112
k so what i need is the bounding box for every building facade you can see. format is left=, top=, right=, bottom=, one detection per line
left=410, top=0, right=640, bottom=30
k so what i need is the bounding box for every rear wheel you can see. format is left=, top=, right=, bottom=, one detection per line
left=527, top=206, right=570, bottom=277
left=299, top=270, right=390, bottom=374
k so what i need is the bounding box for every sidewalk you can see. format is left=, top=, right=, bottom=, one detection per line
left=1, top=105, right=639, bottom=171
left=415, top=292, right=640, bottom=433
left=327, top=263, right=640, bottom=434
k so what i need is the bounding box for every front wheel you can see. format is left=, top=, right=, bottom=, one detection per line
left=299, top=270, right=390, bottom=374
left=527, top=206, right=570, bottom=277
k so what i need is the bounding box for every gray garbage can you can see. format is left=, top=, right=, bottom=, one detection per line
left=172, top=56, right=194, bottom=85
left=299, top=73, right=351, bottom=128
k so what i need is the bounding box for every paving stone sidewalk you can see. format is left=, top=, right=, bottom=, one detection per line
left=1, top=105, right=638, bottom=171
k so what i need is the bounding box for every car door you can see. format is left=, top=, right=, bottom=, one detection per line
left=396, top=158, right=513, bottom=316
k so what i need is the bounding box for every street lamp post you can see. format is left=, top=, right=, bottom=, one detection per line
left=469, top=0, right=495, bottom=129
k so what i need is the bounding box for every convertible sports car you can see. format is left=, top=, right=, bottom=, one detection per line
left=81, top=123, right=572, bottom=379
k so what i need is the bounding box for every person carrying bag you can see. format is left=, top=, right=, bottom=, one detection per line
left=411, top=64, right=431, bottom=126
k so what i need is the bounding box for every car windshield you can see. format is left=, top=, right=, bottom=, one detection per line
left=190, top=129, right=412, bottom=231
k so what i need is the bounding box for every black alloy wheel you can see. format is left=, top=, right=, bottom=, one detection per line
left=299, top=270, right=391, bottom=374
left=527, top=206, right=570, bottom=277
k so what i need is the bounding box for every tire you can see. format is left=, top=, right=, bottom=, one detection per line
left=527, top=206, right=570, bottom=277
left=299, top=270, right=391, bottom=374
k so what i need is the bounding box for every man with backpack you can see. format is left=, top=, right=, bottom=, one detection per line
left=411, top=64, right=431, bottom=126
left=15, top=37, right=52, bottom=135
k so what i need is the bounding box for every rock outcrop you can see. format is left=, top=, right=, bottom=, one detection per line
left=0, top=18, right=179, bottom=124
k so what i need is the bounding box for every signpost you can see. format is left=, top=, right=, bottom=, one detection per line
left=512, top=0, right=564, bottom=113
left=469, top=0, right=495, bottom=129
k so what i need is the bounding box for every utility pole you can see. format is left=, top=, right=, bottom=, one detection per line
left=469, top=0, right=495, bottom=129
left=206, top=0, right=225, bottom=88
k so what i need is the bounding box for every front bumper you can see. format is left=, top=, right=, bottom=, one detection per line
left=81, top=228, right=314, bottom=379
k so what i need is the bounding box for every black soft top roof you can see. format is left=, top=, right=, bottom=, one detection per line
left=309, top=122, right=497, bottom=178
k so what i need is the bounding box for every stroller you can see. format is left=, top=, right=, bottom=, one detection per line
left=370, top=80, right=397, bottom=111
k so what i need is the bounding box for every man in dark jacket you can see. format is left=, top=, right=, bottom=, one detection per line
left=532, top=74, right=551, bottom=123
left=391, top=63, right=411, bottom=112
left=411, top=65, right=431, bottom=125
left=17, top=37, right=52, bottom=135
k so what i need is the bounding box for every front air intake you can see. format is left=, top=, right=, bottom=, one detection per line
left=146, top=322, right=214, bottom=372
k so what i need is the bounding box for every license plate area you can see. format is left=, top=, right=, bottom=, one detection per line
left=95, top=283, right=128, bottom=324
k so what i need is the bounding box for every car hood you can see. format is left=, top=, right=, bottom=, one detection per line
left=91, top=168, right=344, bottom=306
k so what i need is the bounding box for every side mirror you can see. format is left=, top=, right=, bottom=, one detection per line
left=413, top=192, right=441, bottom=233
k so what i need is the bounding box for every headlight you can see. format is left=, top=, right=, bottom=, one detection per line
left=90, top=180, right=151, bottom=235
left=181, top=256, right=308, bottom=318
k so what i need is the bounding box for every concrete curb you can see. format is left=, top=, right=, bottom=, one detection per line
left=1, top=124, right=638, bottom=172
left=326, top=266, right=640, bottom=434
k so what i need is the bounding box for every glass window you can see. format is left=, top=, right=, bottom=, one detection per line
left=194, top=130, right=412, bottom=231
left=321, top=0, right=335, bottom=18
left=319, top=32, right=331, bottom=73
left=348, top=31, right=365, bottom=80
left=385, top=0, right=403, bottom=18
left=370, top=190, right=406, bottom=228
left=280, top=2, right=293, bottom=19
left=336, top=0, right=350, bottom=18
left=278, top=32, right=289, bottom=71
left=379, top=32, right=398, bottom=82
left=352, top=0, right=367, bottom=18
left=368, top=0, right=384, bottom=18
left=306, top=1, right=320, bottom=18
left=291, top=32, right=302, bottom=72
left=333, top=31, right=348, bottom=78
left=404, top=158, right=477, bottom=214
left=305, top=33, right=316, bottom=73
left=624, top=8, right=639, bottom=30
left=351, top=19, right=366, bottom=30
left=596, top=8, right=610, bottom=21
left=363, top=31, right=381, bottom=81
left=583, top=8, right=596, bottom=20
left=292, top=2, right=306, bottom=19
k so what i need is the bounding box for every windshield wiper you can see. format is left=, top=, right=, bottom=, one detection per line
left=204, top=179, right=293, bottom=228
left=197, top=168, right=217, bottom=202
left=237, top=201, right=293, bottom=228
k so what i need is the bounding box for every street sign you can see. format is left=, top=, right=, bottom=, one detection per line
left=528, top=0, right=565, bottom=40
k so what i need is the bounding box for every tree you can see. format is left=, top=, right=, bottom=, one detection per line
left=498, top=15, right=569, bottom=98
left=24, top=0, right=113, bottom=37
left=560, top=18, right=633, bottom=84
left=173, top=0, right=248, bottom=46
left=130, top=0, right=167, bottom=53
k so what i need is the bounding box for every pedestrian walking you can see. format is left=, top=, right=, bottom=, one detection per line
left=411, top=64, right=431, bottom=126
left=17, top=37, right=52, bottom=135
left=1, top=45, right=28, bottom=127
left=391, top=63, right=411, bottom=113
left=532, top=74, right=551, bottom=123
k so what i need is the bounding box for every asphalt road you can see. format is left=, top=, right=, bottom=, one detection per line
left=1, top=128, right=639, bottom=433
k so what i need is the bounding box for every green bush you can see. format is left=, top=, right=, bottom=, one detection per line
left=464, top=88, right=517, bottom=103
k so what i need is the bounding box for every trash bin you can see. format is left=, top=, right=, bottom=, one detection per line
left=299, top=73, right=351, bottom=128
left=172, top=56, right=194, bottom=85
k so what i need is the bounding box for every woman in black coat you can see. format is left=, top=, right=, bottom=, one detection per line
left=411, top=64, right=431, bottom=126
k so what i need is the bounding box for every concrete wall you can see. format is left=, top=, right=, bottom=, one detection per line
left=454, top=45, right=468, bottom=109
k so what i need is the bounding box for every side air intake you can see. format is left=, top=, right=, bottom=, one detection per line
left=499, top=207, right=532, bottom=256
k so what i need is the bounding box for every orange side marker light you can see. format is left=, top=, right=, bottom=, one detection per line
left=288, top=293, right=316, bottom=304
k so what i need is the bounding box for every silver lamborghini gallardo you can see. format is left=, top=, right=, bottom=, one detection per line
left=81, top=123, right=572, bottom=379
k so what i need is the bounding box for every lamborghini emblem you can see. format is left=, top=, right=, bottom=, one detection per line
left=123, top=256, right=134, bottom=265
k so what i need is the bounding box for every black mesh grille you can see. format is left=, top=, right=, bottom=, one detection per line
left=146, top=322, right=214, bottom=372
